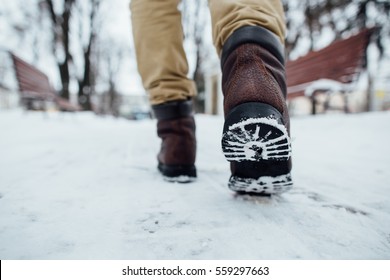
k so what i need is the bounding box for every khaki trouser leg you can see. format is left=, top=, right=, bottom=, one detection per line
left=130, top=0, right=285, bottom=104
left=209, top=0, right=286, bottom=55
left=130, top=0, right=196, bottom=105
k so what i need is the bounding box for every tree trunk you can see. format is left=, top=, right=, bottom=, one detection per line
left=59, top=61, right=70, bottom=100
left=193, top=47, right=205, bottom=113
left=78, top=34, right=95, bottom=111
left=44, top=0, right=75, bottom=101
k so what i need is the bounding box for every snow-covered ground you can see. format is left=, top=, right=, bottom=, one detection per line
left=0, top=109, right=389, bottom=259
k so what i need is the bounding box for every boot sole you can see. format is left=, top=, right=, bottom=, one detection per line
left=222, top=102, right=292, bottom=195
left=158, top=163, right=197, bottom=183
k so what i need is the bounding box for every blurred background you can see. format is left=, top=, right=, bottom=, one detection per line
left=1, top=1, right=390, bottom=260
left=1, top=0, right=390, bottom=118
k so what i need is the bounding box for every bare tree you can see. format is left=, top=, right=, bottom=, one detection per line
left=42, top=0, right=76, bottom=100
left=97, top=38, right=126, bottom=116
left=40, top=0, right=103, bottom=110
left=76, top=0, right=102, bottom=111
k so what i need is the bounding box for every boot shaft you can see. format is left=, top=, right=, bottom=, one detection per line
left=221, top=26, right=289, bottom=133
left=152, top=100, right=196, bottom=167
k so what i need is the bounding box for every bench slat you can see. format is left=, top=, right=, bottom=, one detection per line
left=11, top=53, right=81, bottom=111
left=286, top=28, right=375, bottom=98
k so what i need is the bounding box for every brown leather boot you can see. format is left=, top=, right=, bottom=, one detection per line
left=220, top=26, right=292, bottom=195
left=152, top=100, right=197, bottom=182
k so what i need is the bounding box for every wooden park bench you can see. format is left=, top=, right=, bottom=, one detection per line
left=11, top=53, right=81, bottom=112
left=286, top=28, right=377, bottom=114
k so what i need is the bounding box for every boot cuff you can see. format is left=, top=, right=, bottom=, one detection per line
left=221, top=26, right=285, bottom=68
left=152, top=100, right=194, bottom=120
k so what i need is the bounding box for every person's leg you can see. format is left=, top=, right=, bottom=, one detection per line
left=209, top=0, right=285, bottom=55
left=209, top=0, right=292, bottom=194
left=131, top=0, right=197, bottom=181
left=130, top=0, right=196, bottom=105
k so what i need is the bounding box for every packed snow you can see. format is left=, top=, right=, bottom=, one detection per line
left=0, top=109, right=390, bottom=259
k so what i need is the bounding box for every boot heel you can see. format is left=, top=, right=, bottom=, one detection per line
left=158, top=163, right=197, bottom=183
left=222, top=102, right=292, bottom=195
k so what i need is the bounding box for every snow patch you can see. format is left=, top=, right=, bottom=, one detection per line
left=0, top=110, right=389, bottom=259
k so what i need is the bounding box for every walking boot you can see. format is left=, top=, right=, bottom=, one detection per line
left=220, top=26, right=292, bottom=195
left=152, top=99, right=197, bottom=183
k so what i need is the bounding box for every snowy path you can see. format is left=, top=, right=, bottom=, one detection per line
left=0, top=110, right=390, bottom=259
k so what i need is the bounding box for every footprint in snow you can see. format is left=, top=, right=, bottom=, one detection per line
left=322, top=204, right=369, bottom=216
left=137, top=211, right=173, bottom=234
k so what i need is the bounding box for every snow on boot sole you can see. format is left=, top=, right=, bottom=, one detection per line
left=230, top=173, right=293, bottom=195
left=157, top=163, right=197, bottom=183
left=162, top=175, right=197, bottom=184
left=222, top=102, right=292, bottom=195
